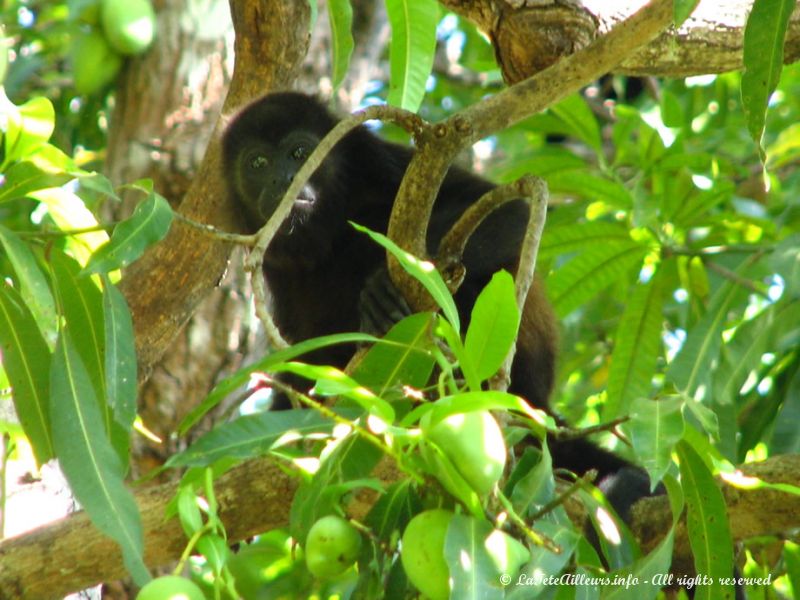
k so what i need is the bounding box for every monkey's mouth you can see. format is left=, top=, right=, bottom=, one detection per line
left=292, top=185, right=317, bottom=210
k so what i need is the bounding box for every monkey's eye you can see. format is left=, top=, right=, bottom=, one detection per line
left=290, top=145, right=309, bottom=160
left=249, top=155, right=269, bottom=170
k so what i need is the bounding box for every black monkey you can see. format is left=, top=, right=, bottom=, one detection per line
left=222, top=92, right=648, bottom=510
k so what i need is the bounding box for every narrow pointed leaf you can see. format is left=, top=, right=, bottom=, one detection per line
left=666, top=281, right=744, bottom=398
left=351, top=222, right=460, bottom=332
left=0, top=225, right=57, bottom=336
left=0, top=283, right=54, bottom=464
left=102, top=276, right=137, bottom=430
left=328, top=0, right=354, bottom=90
left=50, top=332, right=149, bottom=585
left=48, top=250, right=106, bottom=402
left=178, top=331, right=376, bottom=435
left=385, top=0, right=438, bottom=111
left=0, top=161, right=71, bottom=203
left=168, top=408, right=361, bottom=468
left=676, top=442, right=735, bottom=600
left=539, top=221, right=632, bottom=260
left=464, top=270, right=520, bottom=383
left=605, top=275, right=664, bottom=418
left=741, top=0, right=793, bottom=146
left=547, top=241, right=648, bottom=317
left=84, top=192, right=173, bottom=274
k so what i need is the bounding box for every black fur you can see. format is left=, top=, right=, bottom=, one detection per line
left=222, top=92, right=639, bottom=488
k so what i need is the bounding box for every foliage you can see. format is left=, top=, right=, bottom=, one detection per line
left=2, top=1, right=800, bottom=599
left=0, top=86, right=171, bottom=585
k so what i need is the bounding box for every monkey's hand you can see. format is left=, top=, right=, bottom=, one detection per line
left=359, top=268, right=413, bottom=336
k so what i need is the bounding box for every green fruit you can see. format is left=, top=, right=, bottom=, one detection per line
left=71, top=29, right=123, bottom=95
left=305, top=515, right=362, bottom=579
left=401, top=509, right=453, bottom=600
left=101, top=0, right=156, bottom=56
left=136, top=575, right=204, bottom=600
left=425, top=411, right=506, bottom=496
left=72, top=0, right=102, bottom=24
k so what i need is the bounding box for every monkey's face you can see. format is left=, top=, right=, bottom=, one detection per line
left=233, top=130, right=321, bottom=230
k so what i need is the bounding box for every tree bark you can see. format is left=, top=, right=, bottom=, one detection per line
left=119, top=0, right=312, bottom=383
left=440, top=0, right=800, bottom=83
left=1, top=454, right=798, bottom=599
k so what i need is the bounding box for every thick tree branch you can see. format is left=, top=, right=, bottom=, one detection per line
left=387, top=0, right=674, bottom=307
left=1, top=454, right=798, bottom=599
left=442, top=0, right=800, bottom=83
left=119, top=0, right=311, bottom=380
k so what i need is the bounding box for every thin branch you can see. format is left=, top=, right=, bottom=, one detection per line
left=436, top=176, right=549, bottom=392
left=243, top=104, right=425, bottom=349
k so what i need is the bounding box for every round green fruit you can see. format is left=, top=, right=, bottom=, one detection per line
left=305, top=515, right=362, bottom=579
left=101, top=0, right=156, bottom=55
left=401, top=509, right=453, bottom=600
left=425, top=411, right=506, bottom=496
left=71, top=29, right=123, bottom=95
left=136, top=575, right=204, bottom=600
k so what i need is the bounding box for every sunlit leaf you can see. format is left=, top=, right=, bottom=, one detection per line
left=50, top=331, right=149, bottom=585
left=328, top=0, right=354, bottom=90
left=385, top=0, right=438, bottom=111
left=606, top=274, right=664, bottom=418
left=741, top=0, right=793, bottom=148
left=464, top=270, right=520, bottom=383
left=0, top=283, right=54, bottom=464
left=84, top=191, right=173, bottom=274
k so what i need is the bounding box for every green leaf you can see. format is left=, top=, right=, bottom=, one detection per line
left=351, top=312, right=437, bottom=395
left=364, top=480, right=421, bottom=551
left=351, top=222, right=460, bottom=332
left=102, top=276, right=137, bottom=430
left=274, top=361, right=395, bottom=422
left=509, top=520, right=580, bottom=591
left=168, top=402, right=357, bottom=469
left=605, top=528, right=675, bottom=600
left=0, top=283, right=54, bottom=464
left=550, top=94, right=602, bottom=152
left=676, top=441, right=736, bottom=600
left=546, top=241, right=648, bottom=317
left=197, top=534, right=229, bottom=575
left=1, top=93, right=55, bottom=165
left=464, top=271, right=520, bottom=383
left=327, top=0, right=354, bottom=90
left=673, top=0, right=700, bottom=27
left=84, top=191, right=173, bottom=274
left=545, top=171, right=633, bottom=209
left=0, top=225, right=57, bottom=336
left=78, top=172, right=122, bottom=202
left=385, top=0, right=438, bottom=111
left=50, top=332, right=149, bottom=585
left=672, top=182, right=735, bottom=227
left=769, top=234, right=800, bottom=298
left=48, top=250, right=106, bottom=402
left=539, top=221, right=633, bottom=261
left=766, top=121, right=800, bottom=169
left=666, top=280, right=744, bottom=399
left=444, top=515, right=504, bottom=600
left=409, top=390, right=539, bottom=429
left=290, top=435, right=382, bottom=541
left=626, top=396, right=684, bottom=485
left=741, top=0, right=794, bottom=148
left=605, top=275, right=664, bottom=418
left=178, top=332, right=377, bottom=435
left=32, top=186, right=109, bottom=264
left=0, top=160, right=72, bottom=204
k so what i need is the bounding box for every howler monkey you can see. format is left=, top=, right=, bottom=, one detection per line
left=222, top=93, right=648, bottom=508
